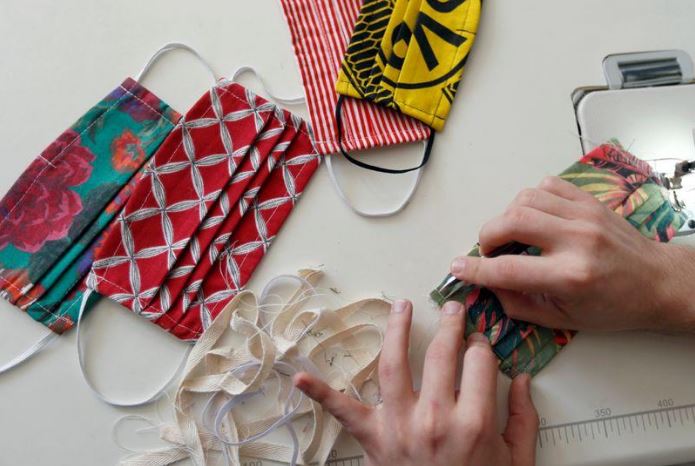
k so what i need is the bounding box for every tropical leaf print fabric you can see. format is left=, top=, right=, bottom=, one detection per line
left=431, top=144, right=687, bottom=377
left=0, top=78, right=181, bottom=333
left=91, top=81, right=320, bottom=341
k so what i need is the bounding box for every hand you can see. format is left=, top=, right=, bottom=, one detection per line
left=293, top=300, right=539, bottom=466
left=450, top=176, right=695, bottom=332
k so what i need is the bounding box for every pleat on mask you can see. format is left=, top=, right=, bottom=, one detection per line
left=90, top=80, right=321, bottom=341
left=0, top=77, right=181, bottom=334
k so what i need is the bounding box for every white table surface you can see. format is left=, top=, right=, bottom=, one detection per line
left=2, top=1, right=695, bottom=465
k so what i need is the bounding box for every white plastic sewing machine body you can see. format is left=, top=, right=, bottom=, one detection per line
left=575, top=50, right=695, bottom=237
left=524, top=50, right=695, bottom=466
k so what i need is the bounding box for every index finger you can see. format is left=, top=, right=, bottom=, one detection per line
left=450, top=254, right=563, bottom=294
left=538, top=176, right=596, bottom=203
left=378, top=299, right=415, bottom=409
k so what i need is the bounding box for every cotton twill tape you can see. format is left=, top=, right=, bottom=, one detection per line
left=117, top=269, right=390, bottom=466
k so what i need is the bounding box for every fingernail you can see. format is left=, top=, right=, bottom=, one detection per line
left=468, top=332, right=488, bottom=344
left=443, top=301, right=462, bottom=315
left=293, top=373, right=307, bottom=390
left=392, top=299, right=409, bottom=314
left=450, top=258, right=466, bottom=275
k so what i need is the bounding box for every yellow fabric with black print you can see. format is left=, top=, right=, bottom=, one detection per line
left=336, top=0, right=481, bottom=131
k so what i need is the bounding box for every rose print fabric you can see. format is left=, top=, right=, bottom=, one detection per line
left=91, top=81, right=320, bottom=340
left=431, top=144, right=687, bottom=377
left=0, top=78, right=181, bottom=333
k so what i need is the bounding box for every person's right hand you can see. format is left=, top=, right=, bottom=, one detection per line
left=293, top=300, right=539, bottom=466
left=450, top=176, right=695, bottom=333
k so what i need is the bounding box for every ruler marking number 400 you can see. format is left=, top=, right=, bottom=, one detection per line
left=538, top=401, right=695, bottom=449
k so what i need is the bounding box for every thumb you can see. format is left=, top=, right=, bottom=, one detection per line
left=503, top=374, right=539, bottom=466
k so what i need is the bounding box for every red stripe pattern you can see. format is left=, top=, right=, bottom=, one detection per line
left=91, top=81, right=320, bottom=340
left=280, top=0, right=430, bottom=155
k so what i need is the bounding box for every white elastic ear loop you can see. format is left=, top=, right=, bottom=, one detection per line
left=0, top=330, right=57, bottom=375
left=136, top=42, right=218, bottom=85
left=230, top=66, right=306, bottom=106
left=325, top=142, right=426, bottom=218
left=76, top=287, right=192, bottom=407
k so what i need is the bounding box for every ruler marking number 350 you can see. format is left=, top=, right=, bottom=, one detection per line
left=538, top=399, right=695, bottom=449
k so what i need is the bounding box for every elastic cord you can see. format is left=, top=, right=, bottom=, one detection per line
left=136, top=42, right=218, bottom=85
left=334, top=95, right=435, bottom=174
left=328, top=95, right=433, bottom=216
left=76, top=288, right=192, bottom=407
left=0, top=331, right=57, bottom=375
left=325, top=153, right=424, bottom=218
left=229, top=66, right=306, bottom=106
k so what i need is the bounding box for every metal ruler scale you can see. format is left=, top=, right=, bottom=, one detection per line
left=538, top=403, right=695, bottom=450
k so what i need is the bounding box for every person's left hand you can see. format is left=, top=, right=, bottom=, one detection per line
left=293, top=300, right=539, bottom=466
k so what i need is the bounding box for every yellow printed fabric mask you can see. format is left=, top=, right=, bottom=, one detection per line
left=336, top=0, right=481, bottom=131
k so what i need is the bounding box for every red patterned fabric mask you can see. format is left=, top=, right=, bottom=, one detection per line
left=90, top=81, right=320, bottom=340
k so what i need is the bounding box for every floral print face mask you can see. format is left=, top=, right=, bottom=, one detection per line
left=431, top=144, right=688, bottom=378
left=0, top=78, right=181, bottom=333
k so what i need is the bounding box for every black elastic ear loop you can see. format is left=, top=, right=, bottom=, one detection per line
left=335, top=95, right=435, bottom=174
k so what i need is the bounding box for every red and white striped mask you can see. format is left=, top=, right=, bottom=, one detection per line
left=279, top=0, right=430, bottom=156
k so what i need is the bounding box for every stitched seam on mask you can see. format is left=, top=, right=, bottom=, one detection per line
left=0, top=85, right=177, bottom=234
left=92, top=86, right=251, bottom=332
left=193, top=140, right=319, bottom=335
left=309, top=130, right=424, bottom=145
left=120, top=83, right=180, bottom=127
left=94, top=83, right=316, bottom=338
left=164, top=130, right=318, bottom=339
left=393, top=9, right=473, bottom=124
left=93, top=101, right=220, bottom=301
left=0, top=88, right=179, bottom=324
left=301, top=0, right=429, bottom=143
left=0, top=95, right=127, bottom=232
left=146, top=111, right=295, bottom=326
left=89, top=275, right=204, bottom=335
left=0, top=276, right=74, bottom=328
left=216, top=85, right=314, bottom=140
left=335, top=77, right=449, bottom=120
left=87, top=144, right=319, bottom=340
